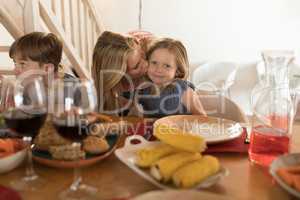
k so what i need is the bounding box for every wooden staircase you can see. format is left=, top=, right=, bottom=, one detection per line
left=0, top=0, right=105, bottom=79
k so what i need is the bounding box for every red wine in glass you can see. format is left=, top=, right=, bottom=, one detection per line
left=1, top=76, right=48, bottom=191
left=3, top=109, right=47, bottom=138
left=54, top=120, right=89, bottom=142
left=52, top=78, right=98, bottom=200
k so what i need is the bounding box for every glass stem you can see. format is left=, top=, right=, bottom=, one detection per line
left=70, top=143, right=82, bottom=191
left=23, top=136, right=37, bottom=180
left=71, top=166, right=82, bottom=191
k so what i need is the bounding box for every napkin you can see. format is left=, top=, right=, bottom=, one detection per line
left=0, top=185, right=22, bottom=200
left=204, top=128, right=249, bottom=153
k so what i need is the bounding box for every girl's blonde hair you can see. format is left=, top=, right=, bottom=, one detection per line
left=9, top=32, right=63, bottom=72
left=92, top=31, right=137, bottom=113
left=146, top=38, right=189, bottom=80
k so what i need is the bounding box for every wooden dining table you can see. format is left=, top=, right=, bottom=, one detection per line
left=0, top=117, right=300, bottom=200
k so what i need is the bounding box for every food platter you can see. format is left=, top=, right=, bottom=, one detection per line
left=32, top=113, right=121, bottom=168
left=32, top=134, right=119, bottom=168
left=115, top=135, right=228, bottom=189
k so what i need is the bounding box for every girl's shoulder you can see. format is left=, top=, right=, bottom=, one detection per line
left=137, top=80, right=195, bottom=96
left=168, top=79, right=195, bottom=92
left=152, top=80, right=193, bottom=97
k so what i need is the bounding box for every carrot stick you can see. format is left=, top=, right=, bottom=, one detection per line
left=293, top=175, right=300, bottom=192
left=0, top=139, right=14, bottom=154
left=284, top=165, right=300, bottom=174
left=277, top=168, right=294, bottom=186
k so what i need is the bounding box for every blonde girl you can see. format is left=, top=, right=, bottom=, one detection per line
left=137, top=38, right=206, bottom=117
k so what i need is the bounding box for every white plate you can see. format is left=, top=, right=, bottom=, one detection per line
left=0, top=148, right=26, bottom=173
left=132, top=190, right=230, bottom=200
left=154, top=115, right=243, bottom=144
left=115, top=135, right=228, bottom=190
left=0, top=139, right=26, bottom=174
left=195, top=121, right=243, bottom=144
left=269, top=153, right=300, bottom=198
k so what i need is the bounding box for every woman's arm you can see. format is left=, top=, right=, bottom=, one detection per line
left=181, top=88, right=207, bottom=116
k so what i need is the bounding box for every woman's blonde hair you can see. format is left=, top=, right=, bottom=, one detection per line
left=92, top=31, right=137, bottom=113
left=146, top=38, right=189, bottom=80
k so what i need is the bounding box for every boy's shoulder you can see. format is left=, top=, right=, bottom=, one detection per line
left=63, top=73, right=76, bottom=79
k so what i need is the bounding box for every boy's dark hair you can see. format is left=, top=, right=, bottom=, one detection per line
left=9, top=32, right=63, bottom=72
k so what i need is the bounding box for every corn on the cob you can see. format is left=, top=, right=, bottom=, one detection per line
left=150, top=152, right=202, bottom=182
left=135, top=144, right=179, bottom=168
left=153, top=124, right=206, bottom=153
left=172, top=155, right=220, bottom=188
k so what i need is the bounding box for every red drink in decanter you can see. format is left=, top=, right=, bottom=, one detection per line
left=249, top=115, right=290, bottom=167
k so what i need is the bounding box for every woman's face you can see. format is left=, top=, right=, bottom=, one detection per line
left=147, top=48, right=177, bottom=86
left=127, top=46, right=148, bottom=79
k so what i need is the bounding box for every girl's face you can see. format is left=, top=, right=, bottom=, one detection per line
left=147, top=48, right=177, bottom=86
left=127, top=46, right=148, bottom=79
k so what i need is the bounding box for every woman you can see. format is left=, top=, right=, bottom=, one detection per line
left=92, top=31, right=151, bottom=115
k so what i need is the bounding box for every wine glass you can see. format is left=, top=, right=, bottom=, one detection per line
left=51, top=78, right=98, bottom=200
left=1, top=76, right=47, bottom=191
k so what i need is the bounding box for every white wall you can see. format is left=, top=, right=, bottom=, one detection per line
left=0, top=24, right=14, bottom=70
left=1, top=1, right=298, bottom=114
left=95, top=0, right=300, bottom=114
left=95, top=0, right=300, bottom=64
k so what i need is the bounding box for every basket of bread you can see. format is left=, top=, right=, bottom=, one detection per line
left=115, top=116, right=228, bottom=189
left=32, top=113, right=126, bottom=168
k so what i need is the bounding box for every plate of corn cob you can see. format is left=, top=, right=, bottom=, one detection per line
left=153, top=115, right=243, bottom=145
left=115, top=128, right=228, bottom=189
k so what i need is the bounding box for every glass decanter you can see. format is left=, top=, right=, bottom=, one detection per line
left=249, top=50, right=295, bottom=167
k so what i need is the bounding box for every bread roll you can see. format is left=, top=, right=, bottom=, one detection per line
left=83, top=136, right=110, bottom=154
left=49, top=144, right=85, bottom=161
